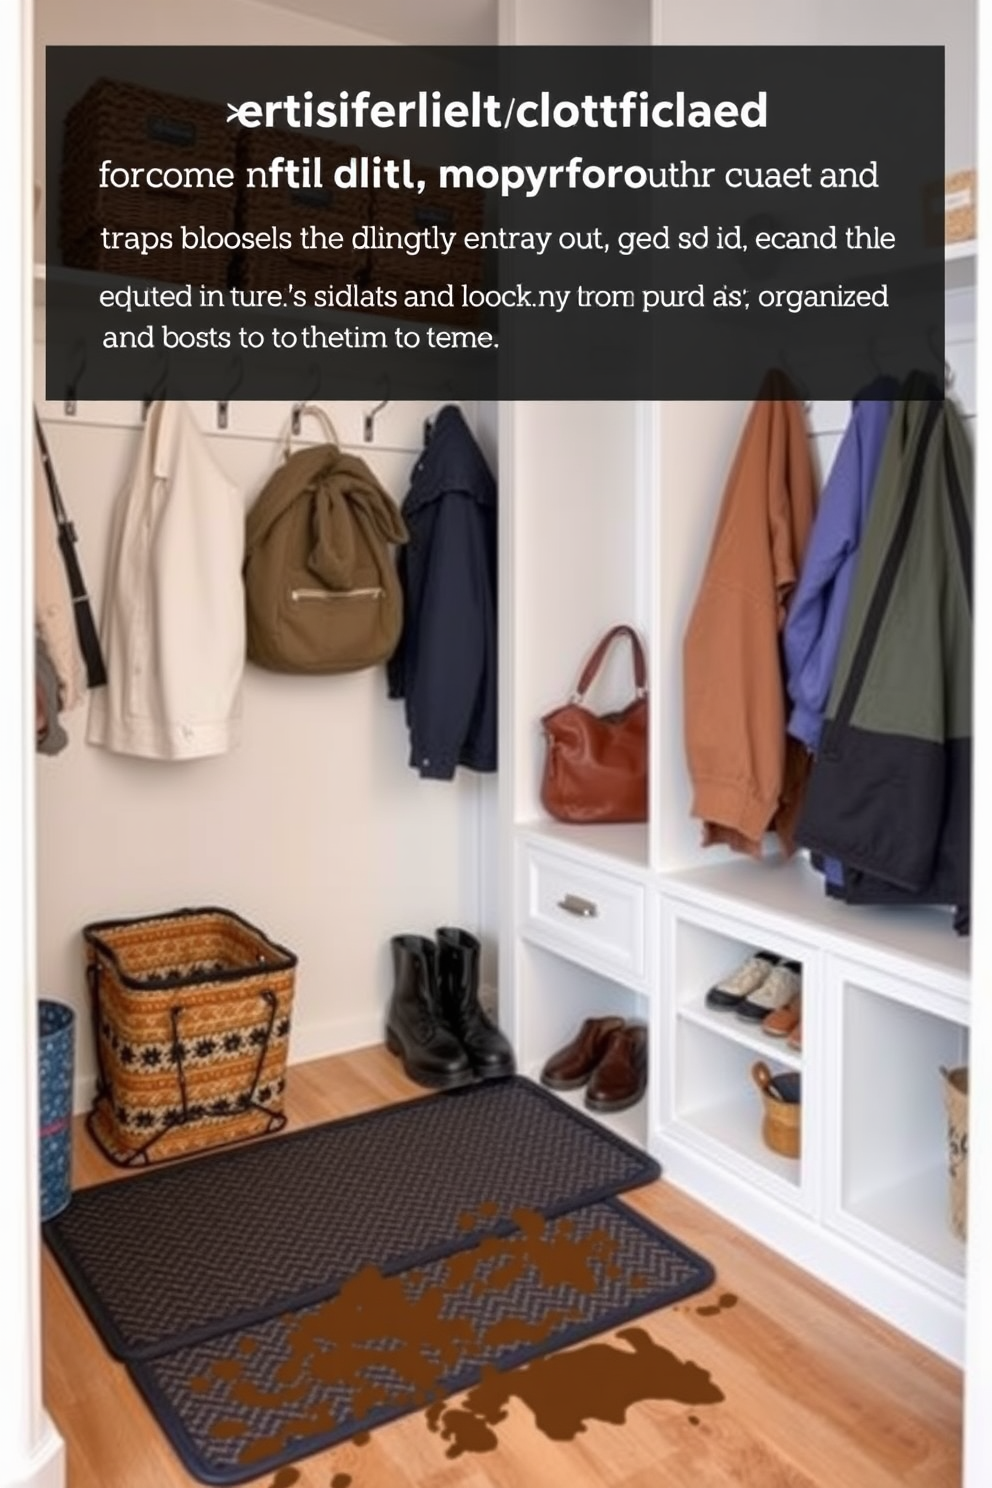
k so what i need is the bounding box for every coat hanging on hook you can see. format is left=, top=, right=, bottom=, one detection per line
left=88, top=402, right=245, bottom=761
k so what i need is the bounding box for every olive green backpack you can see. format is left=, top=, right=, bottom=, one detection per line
left=244, top=409, right=409, bottom=674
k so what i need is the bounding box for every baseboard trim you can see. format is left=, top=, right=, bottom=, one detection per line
left=2, top=1415, right=65, bottom=1488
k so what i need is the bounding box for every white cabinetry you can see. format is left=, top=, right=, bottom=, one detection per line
left=655, top=857, right=969, bottom=1361
left=502, top=247, right=977, bottom=1366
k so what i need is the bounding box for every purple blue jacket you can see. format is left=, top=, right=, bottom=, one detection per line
left=784, top=377, right=899, bottom=754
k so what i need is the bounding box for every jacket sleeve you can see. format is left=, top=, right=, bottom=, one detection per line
left=782, top=421, right=864, bottom=752
left=404, top=494, right=493, bottom=780
left=385, top=542, right=409, bottom=700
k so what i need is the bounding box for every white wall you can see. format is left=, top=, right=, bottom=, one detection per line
left=33, top=398, right=486, bottom=1109
left=654, top=0, right=977, bottom=173
left=33, top=0, right=498, bottom=1107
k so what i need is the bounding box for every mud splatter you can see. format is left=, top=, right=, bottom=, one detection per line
left=695, top=1292, right=738, bottom=1317
left=191, top=1206, right=723, bottom=1472
left=268, top=1469, right=300, bottom=1488
left=427, top=1327, right=724, bottom=1457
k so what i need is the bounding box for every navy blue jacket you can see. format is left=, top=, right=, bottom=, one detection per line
left=387, top=406, right=497, bottom=779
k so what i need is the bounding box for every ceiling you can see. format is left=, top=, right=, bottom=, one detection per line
left=258, top=0, right=499, bottom=45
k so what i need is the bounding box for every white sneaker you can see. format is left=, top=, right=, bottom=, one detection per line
left=737, top=960, right=802, bottom=1022
left=705, top=950, right=777, bottom=1010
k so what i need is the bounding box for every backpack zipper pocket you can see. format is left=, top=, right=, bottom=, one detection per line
left=289, top=587, right=384, bottom=601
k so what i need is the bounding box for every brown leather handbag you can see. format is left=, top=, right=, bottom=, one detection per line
left=540, top=624, right=648, bottom=824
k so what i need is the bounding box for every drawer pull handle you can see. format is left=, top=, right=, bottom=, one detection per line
left=557, top=893, right=599, bottom=919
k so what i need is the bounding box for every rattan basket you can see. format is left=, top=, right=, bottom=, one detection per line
left=84, top=907, right=296, bottom=1167
left=367, top=163, right=485, bottom=324
left=752, top=1061, right=801, bottom=1160
left=59, top=77, right=237, bottom=288
left=236, top=129, right=369, bottom=292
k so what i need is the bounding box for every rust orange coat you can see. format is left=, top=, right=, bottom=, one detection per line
left=683, top=373, right=818, bottom=856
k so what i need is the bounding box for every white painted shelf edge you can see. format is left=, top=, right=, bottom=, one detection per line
left=678, top=1002, right=804, bottom=1071
left=659, top=856, right=971, bottom=990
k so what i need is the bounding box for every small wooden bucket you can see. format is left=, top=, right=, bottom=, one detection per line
left=752, top=1061, right=801, bottom=1160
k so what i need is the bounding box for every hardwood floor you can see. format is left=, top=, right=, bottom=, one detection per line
left=42, top=1045, right=963, bottom=1488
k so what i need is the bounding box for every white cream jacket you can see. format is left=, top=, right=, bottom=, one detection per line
left=87, top=402, right=245, bottom=760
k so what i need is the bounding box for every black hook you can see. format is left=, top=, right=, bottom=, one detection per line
left=927, top=326, right=954, bottom=391
left=216, top=354, right=245, bottom=430
left=291, top=366, right=323, bottom=435
left=64, top=339, right=87, bottom=416
left=363, top=395, right=390, bottom=443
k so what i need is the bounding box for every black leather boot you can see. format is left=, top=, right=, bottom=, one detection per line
left=385, top=935, right=474, bottom=1089
left=436, top=927, right=515, bottom=1080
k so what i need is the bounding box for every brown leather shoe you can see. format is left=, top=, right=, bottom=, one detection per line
left=584, top=1023, right=648, bottom=1113
left=540, top=1016, right=626, bottom=1091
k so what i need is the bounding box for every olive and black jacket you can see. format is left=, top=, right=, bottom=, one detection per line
left=795, top=379, right=973, bottom=930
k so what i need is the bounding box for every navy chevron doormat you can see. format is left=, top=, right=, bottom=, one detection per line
left=130, top=1198, right=715, bottom=1485
left=44, top=1076, right=661, bottom=1360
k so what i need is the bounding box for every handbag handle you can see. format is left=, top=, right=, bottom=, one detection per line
left=574, top=624, right=647, bottom=702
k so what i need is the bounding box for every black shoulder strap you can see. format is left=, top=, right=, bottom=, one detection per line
left=34, top=411, right=107, bottom=689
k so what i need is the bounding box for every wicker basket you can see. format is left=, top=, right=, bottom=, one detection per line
left=60, top=77, right=237, bottom=288
left=940, top=1065, right=969, bottom=1240
left=751, top=1061, right=801, bottom=1160
left=367, top=163, right=485, bottom=324
left=236, top=129, right=369, bottom=293
left=84, top=907, right=296, bottom=1167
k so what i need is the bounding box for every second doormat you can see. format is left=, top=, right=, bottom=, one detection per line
left=45, top=1076, right=661, bottom=1359
left=130, top=1198, right=716, bottom=1485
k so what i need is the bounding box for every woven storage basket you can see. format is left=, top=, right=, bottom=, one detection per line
left=59, top=77, right=236, bottom=288
left=367, top=163, right=485, bottom=324
left=236, top=130, right=369, bottom=293
left=751, top=1061, right=801, bottom=1160
left=84, top=907, right=296, bottom=1166
left=941, top=1065, right=969, bottom=1240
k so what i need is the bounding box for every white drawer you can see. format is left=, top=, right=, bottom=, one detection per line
left=522, top=845, right=646, bottom=984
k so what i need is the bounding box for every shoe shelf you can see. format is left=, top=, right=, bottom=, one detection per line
left=654, top=857, right=970, bottom=1361
left=823, top=957, right=968, bottom=1296
left=666, top=904, right=810, bottom=1058
left=510, top=939, right=651, bottom=1150
left=671, top=1021, right=806, bottom=1201
left=678, top=1000, right=803, bottom=1072
left=540, top=1079, right=649, bottom=1153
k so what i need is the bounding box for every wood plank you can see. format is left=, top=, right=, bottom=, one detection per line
left=43, top=1046, right=962, bottom=1487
